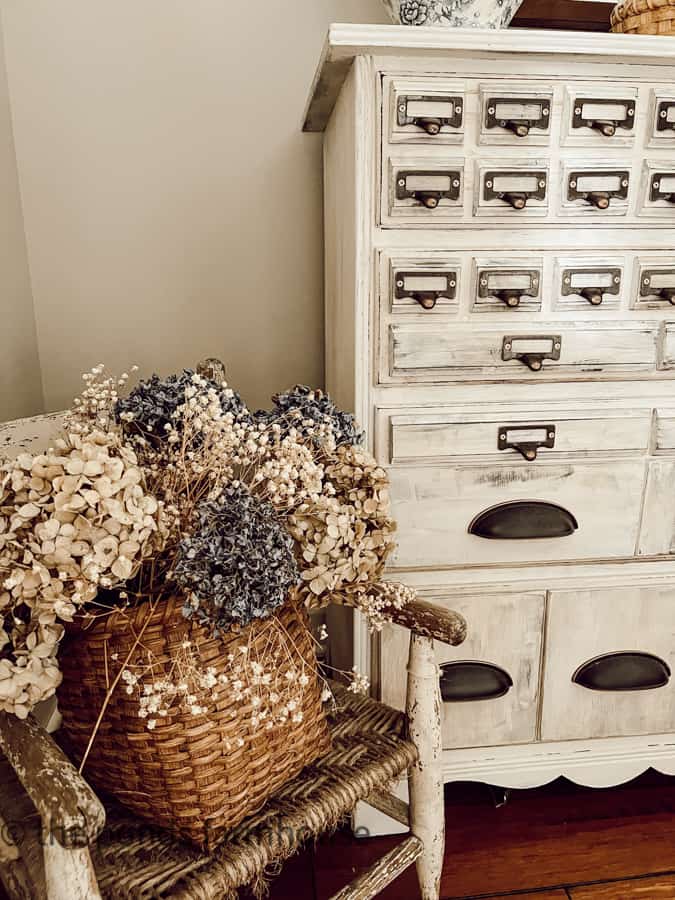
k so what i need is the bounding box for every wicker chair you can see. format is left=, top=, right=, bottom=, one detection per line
left=0, top=403, right=466, bottom=900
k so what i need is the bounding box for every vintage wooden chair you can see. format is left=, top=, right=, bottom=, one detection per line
left=0, top=404, right=466, bottom=900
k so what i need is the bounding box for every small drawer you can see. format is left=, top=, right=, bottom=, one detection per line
left=378, top=407, right=651, bottom=466
left=640, top=161, right=675, bottom=218
left=479, top=81, right=553, bottom=146
left=553, top=256, right=624, bottom=311
left=560, top=164, right=631, bottom=217
left=471, top=259, right=542, bottom=313
left=384, top=322, right=658, bottom=383
left=386, top=77, right=465, bottom=145
left=634, top=260, right=675, bottom=309
left=387, top=458, right=646, bottom=568
left=649, top=90, right=675, bottom=146
left=541, top=585, right=675, bottom=741
left=381, top=591, right=546, bottom=749
left=386, top=158, right=465, bottom=222
left=639, top=458, right=675, bottom=556
left=475, top=160, right=549, bottom=217
left=563, top=85, right=638, bottom=145
left=655, top=408, right=675, bottom=453
left=389, top=264, right=460, bottom=314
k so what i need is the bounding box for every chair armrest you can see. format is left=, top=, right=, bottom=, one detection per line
left=0, top=712, right=105, bottom=848
left=382, top=598, right=467, bottom=646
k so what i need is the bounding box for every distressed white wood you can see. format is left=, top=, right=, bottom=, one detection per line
left=0, top=413, right=65, bottom=459
left=313, top=24, right=675, bottom=813
left=541, top=584, right=675, bottom=742
left=389, top=460, right=646, bottom=568
left=407, top=635, right=444, bottom=900
left=383, top=591, right=546, bottom=749
left=43, top=844, right=101, bottom=900
left=329, top=836, right=423, bottom=900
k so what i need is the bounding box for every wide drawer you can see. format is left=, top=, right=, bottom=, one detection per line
left=541, top=585, right=675, bottom=741
left=387, top=459, right=645, bottom=569
left=381, top=590, right=545, bottom=749
left=384, top=322, right=659, bottom=383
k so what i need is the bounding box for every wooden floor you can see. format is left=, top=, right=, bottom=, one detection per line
left=266, top=772, right=675, bottom=900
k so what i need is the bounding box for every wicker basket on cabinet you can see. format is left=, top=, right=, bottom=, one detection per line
left=611, top=0, right=675, bottom=34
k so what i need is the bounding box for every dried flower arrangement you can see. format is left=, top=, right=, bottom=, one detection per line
left=0, top=362, right=413, bottom=728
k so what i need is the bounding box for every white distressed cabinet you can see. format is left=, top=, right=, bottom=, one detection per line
left=305, top=26, right=675, bottom=792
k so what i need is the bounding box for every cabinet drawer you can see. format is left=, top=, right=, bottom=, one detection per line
left=560, top=163, right=631, bottom=217
left=562, top=85, right=638, bottom=146
left=640, top=161, right=675, bottom=218
left=388, top=459, right=645, bottom=568
left=478, top=81, right=553, bottom=146
left=387, top=158, right=465, bottom=222
left=379, top=407, right=651, bottom=466
left=381, top=591, right=545, bottom=749
left=475, top=160, right=549, bottom=217
left=541, top=585, right=675, bottom=741
left=384, top=323, right=658, bottom=383
left=386, top=76, right=465, bottom=145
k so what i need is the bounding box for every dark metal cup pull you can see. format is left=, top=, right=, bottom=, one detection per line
left=395, top=270, right=458, bottom=311
left=657, top=100, right=675, bottom=133
left=397, top=95, right=464, bottom=133
left=502, top=335, right=561, bottom=372
left=640, top=269, right=675, bottom=304
left=484, top=171, right=547, bottom=209
left=572, top=97, right=636, bottom=135
left=568, top=171, right=629, bottom=208
left=498, top=424, right=556, bottom=461
left=485, top=97, right=551, bottom=136
left=573, top=652, right=671, bottom=692
left=650, top=174, right=675, bottom=204
left=440, top=661, right=513, bottom=703
left=561, top=267, right=622, bottom=306
left=469, top=500, right=579, bottom=540
left=396, top=170, right=462, bottom=209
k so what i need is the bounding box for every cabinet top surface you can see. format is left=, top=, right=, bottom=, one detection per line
left=303, top=23, right=675, bottom=132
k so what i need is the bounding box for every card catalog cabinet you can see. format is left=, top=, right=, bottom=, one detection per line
left=306, top=27, right=675, bottom=793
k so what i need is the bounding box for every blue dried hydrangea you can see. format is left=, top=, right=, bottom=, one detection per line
left=173, top=485, right=299, bottom=631
left=114, top=369, right=248, bottom=437
left=254, top=385, right=363, bottom=449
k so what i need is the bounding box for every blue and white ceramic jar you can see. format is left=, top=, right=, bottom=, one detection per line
left=382, top=0, right=525, bottom=28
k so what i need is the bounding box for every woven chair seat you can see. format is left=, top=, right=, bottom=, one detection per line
left=90, top=684, right=417, bottom=900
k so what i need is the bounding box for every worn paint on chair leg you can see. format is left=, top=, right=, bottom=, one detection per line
left=43, top=844, right=102, bottom=900
left=407, top=634, right=445, bottom=900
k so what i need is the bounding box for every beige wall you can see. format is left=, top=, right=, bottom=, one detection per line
left=0, top=0, right=388, bottom=414
left=0, top=12, right=42, bottom=421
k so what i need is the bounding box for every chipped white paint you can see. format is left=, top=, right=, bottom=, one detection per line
left=329, top=835, right=423, bottom=899
left=0, top=413, right=65, bottom=460
left=43, top=844, right=101, bottom=900
left=313, top=24, right=675, bottom=812
left=407, top=635, right=444, bottom=900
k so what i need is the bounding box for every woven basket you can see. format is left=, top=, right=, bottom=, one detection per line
left=611, top=0, right=675, bottom=33
left=58, top=594, right=331, bottom=850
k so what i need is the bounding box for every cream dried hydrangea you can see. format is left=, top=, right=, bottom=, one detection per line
left=0, top=429, right=163, bottom=717
left=289, top=445, right=397, bottom=605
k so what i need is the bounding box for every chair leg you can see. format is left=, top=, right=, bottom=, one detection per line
left=406, top=634, right=445, bottom=900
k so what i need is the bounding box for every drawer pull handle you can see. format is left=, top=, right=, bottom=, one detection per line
left=561, top=268, right=622, bottom=307
left=650, top=175, right=675, bottom=204
left=397, top=95, right=464, bottom=133
left=568, top=171, right=630, bottom=208
left=498, top=424, right=556, bottom=461
left=494, top=289, right=523, bottom=308
left=484, top=171, right=547, bottom=208
left=479, top=269, right=540, bottom=310
left=573, top=652, right=671, bottom=692
left=640, top=269, right=675, bottom=304
left=440, top=661, right=513, bottom=703
left=657, top=100, right=675, bottom=133
left=396, top=170, right=462, bottom=209
left=395, top=270, right=458, bottom=311
left=469, top=500, right=579, bottom=540
left=502, top=335, right=561, bottom=372
left=572, top=97, right=636, bottom=136
left=485, top=97, right=551, bottom=136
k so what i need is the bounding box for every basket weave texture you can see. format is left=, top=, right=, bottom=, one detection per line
left=58, top=595, right=331, bottom=850
left=611, top=0, right=675, bottom=33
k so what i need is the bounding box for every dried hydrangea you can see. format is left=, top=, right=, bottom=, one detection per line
left=115, top=369, right=248, bottom=438
left=174, top=485, right=299, bottom=631
left=0, top=431, right=163, bottom=717
left=289, top=445, right=396, bottom=604
left=255, top=385, right=364, bottom=450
